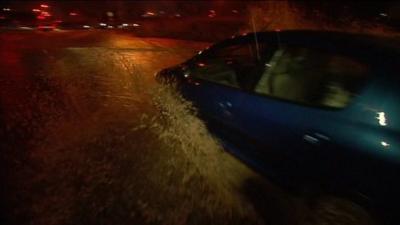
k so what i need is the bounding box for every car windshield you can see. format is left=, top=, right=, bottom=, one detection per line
left=1, top=1, right=399, bottom=225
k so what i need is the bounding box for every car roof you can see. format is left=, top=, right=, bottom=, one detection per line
left=225, top=30, right=400, bottom=67
left=242, top=30, right=400, bottom=50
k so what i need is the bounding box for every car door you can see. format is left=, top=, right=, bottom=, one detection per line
left=232, top=47, right=313, bottom=177
left=236, top=44, right=375, bottom=180
left=178, top=38, right=272, bottom=146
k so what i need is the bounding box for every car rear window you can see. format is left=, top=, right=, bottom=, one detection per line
left=254, top=46, right=371, bottom=108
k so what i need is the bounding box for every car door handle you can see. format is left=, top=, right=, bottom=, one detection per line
left=303, top=132, right=330, bottom=145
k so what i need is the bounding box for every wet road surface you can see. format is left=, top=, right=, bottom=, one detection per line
left=0, top=30, right=376, bottom=225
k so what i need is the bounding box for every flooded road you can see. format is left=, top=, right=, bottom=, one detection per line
left=0, top=30, right=374, bottom=225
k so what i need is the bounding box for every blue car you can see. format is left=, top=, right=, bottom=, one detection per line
left=157, top=30, right=400, bottom=221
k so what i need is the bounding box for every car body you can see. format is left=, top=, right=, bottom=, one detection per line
left=156, top=30, right=400, bottom=221
left=58, top=22, right=92, bottom=30
left=37, top=23, right=56, bottom=31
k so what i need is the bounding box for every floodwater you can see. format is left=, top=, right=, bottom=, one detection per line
left=0, top=30, right=374, bottom=225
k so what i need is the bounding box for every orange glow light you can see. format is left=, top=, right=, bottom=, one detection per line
left=41, top=11, right=51, bottom=17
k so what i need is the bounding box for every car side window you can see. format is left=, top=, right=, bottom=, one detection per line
left=189, top=41, right=273, bottom=90
left=254, top=46, right=370, bottom=108
left=189, top=55, right=240, bottom=88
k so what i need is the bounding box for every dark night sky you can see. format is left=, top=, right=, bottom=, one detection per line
left=1, top=1, right=400, bottom=24
left=1, top=1, right=247, bottom=21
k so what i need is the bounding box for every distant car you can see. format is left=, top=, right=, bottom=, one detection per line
left=157, top=30, right=400, bottom=221
left=58, top=22, right=91, bottom=30
left=37, top=23, right=55, bottom=31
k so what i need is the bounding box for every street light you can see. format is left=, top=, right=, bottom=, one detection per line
left=40, top=4, right=49, bottom=8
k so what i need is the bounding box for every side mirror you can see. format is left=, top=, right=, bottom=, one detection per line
left=156, top=64, right=190, bottom=84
